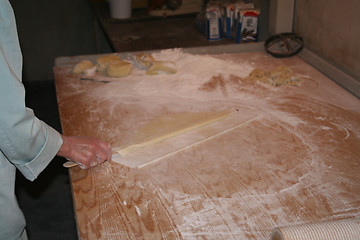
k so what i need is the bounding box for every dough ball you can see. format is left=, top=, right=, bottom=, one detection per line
left=146, top=61, right=177, bottom=75
left=73, top=60, right=95, bottom=74
left=107, top=60, right=133, bottom=77
left=135, top=54, right=156, bottom=69
left=96, top=55, right=121, bottom=73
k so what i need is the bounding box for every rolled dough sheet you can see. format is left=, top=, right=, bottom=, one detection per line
left=112, top=110, right=260, bottom=168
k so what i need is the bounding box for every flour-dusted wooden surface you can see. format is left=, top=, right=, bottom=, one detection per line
left=54, top=50, right=360, bottom=239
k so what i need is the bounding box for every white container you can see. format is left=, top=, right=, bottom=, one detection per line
left=109, top=0, right=132, bottom=19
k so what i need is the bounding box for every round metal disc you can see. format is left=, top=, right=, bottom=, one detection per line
left=265, top=33, right=304, bottom=58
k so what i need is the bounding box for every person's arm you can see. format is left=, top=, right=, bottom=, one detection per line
left=0, top=1, right=111, bottom=181
left=0, top=1, right=62, bottom=181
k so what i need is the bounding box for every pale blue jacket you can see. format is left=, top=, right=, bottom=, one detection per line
left=0, top=1, right=63, bottom=239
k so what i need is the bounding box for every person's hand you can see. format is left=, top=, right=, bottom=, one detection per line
left=57, top=135, right=112, bottom=169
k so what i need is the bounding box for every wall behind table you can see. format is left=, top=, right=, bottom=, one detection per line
left=10, top=0, right=112, bottom=82
left=294, top=0, right=360, bottom=82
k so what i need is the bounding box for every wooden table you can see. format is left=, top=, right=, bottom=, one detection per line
left=54, top=47, right=360, bottom=239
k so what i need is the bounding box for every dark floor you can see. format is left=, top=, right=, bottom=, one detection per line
left=16, top=81, right=78, bottom=240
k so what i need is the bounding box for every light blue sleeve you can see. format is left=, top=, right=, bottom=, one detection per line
left=0, top=0, right=63, bottom=181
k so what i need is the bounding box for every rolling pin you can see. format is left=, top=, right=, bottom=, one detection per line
left=271, top=219, right=360, bottom=240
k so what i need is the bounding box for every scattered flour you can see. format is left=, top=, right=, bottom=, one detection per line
left=135, top=206, right=141, bottom=216
left=64, top=49, right=360, bottom=239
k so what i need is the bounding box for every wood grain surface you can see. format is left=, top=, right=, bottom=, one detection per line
left=54, top=51, right=360, bottom=239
